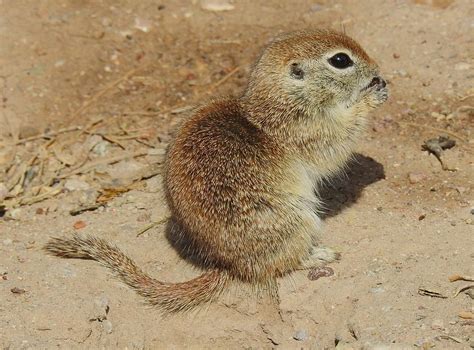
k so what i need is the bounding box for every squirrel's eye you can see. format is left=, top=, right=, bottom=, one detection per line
left=290, top=63, right=304, bottom=80
left=328, top=53, right=353, bottom=69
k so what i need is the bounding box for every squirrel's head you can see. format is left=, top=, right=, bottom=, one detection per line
left=242, top=29, right=388, bottom=130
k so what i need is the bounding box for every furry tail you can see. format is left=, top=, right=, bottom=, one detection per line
left=43, top=234, right=228, bottom=313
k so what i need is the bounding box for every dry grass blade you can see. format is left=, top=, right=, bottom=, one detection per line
left=14, top=126, right=81, bottom=145
left=136, top=217, right=169, bottom=237
left=7, top=186, right=64, bottom=208
left=58, top=151, right=148, bottom=179
left=207, top=66, right=240, bottom=93
left=453, top=284, right=474, bottom=298
left=6, top=163, right=28, bottom=191
left=86, top=131, right=126, bottom=150
left=435, top=335, right=463, bottom=344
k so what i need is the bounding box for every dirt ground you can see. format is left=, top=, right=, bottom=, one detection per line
left=1, top=0, right=473, bottom=349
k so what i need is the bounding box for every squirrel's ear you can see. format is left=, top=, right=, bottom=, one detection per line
left=290, top=62, right=305, bottom=80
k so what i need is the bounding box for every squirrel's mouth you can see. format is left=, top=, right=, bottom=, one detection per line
left=362, top=76, right=387, bottom=91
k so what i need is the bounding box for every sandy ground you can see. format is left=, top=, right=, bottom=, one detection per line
left=0, top=0, right=473, bottom=349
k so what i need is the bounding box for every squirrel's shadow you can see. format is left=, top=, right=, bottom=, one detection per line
left=318, top=153, right=385, bottom=219
left=165, top=153, right=385, bottom=268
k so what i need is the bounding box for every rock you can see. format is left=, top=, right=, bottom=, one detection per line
left=3, top=239, right=13, bottom=246
left=73, top=220, right=87, bottom=230
left=408, top=172, right=427, bottom=184
left=61, top=265, right=77, bottom=278
left=134, top=17, right=153, bottom=32
left=200, top=0, right=235, bottom=11
left=54, top=59, right=65, bottom=67
left=369, top=286, right=385, bottom=294
left=64, top=178, right=91, bottom=191
left=137, top=212, right=151, bottom=222
left=102, top=320, right=113, bottom=334
left=105, top=159, right=147, bottom=180
left=454, top=62, right=470, bottom=71
left=293, top=329, right=308, bottom=341
left=8, top=208, right=22, bottom=220
left=307, top=266, right=334, bottom=280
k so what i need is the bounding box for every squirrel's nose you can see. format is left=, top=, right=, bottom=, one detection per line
left=369, top=76, right=386, bottom=88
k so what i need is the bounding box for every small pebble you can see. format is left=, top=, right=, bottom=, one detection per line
left=102, top=319, right=113, bottom=334
left=64, top=178, right=91, bottom=192
left=408, top=172, right=427, bottom=184
left=454, top=62, right=470, bottom=71
left=11, top=287, right=26, bottom=294
left=369, top=286, right=385, bottom=294
left=9, top=208, right=22, bottom=220
left=431, top=319, right=444, bottom=330
left=307, top=266, right=334, bottom=281
left=36, top=208, right=45, bottom=215
left=200, top=0, right=235, bottom=11
left=134, top=17, right=153, bottom=32
left=54, top=59, right=65, bottom=67
left=73, top=220, right=87, bottom=230
left=293, top=329, right=308, bottom=341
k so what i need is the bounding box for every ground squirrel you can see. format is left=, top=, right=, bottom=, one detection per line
left=44, top=29, right=388, bottom=313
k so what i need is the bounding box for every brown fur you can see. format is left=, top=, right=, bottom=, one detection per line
left=44, top=29, right=388, bottom=313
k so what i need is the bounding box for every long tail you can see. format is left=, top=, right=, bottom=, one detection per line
left=43, top=234, right=228, bottom=313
